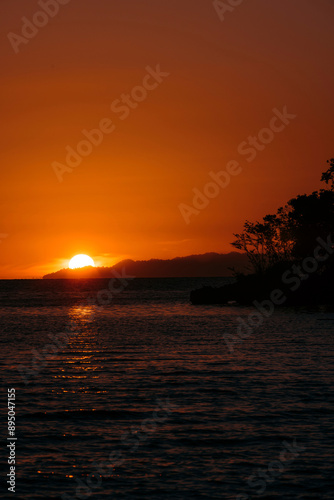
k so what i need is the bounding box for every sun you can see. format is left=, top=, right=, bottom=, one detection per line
left=69, top=254, right=95, bottom=269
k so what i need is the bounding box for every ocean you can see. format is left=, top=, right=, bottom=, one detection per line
left=1, top=277, right=334, bottom=499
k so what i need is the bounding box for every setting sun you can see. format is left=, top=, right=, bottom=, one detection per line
left=69, top=254, right=95, bottom=269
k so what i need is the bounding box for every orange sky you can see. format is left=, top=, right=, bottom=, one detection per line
left=1, top=0, right=334, bottom=278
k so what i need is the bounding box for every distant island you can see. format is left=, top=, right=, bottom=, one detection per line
left=43, top=252, right=249, bottom=279
left=191, top=159, right=334, bottom=306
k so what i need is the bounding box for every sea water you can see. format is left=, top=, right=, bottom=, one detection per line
left=1, top=278, right=333, bottom=499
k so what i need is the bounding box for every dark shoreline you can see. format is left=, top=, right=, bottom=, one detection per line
left=190, top=271, right=334, bottom=307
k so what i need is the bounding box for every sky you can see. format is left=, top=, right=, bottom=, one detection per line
left=1, top=0, right=334, bottom=278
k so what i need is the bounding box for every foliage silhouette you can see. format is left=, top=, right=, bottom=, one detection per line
left=232, top=160, right=334, bottom=273
left=191, top=159, right=334, bottom=306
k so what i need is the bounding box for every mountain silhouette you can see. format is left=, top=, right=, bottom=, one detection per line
left=43, top=252, right=248, bottom=279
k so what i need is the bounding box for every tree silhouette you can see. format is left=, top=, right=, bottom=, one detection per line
left=321, top=158, right=334, bottom=190
left=232, top=159, right=334, bottom=273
